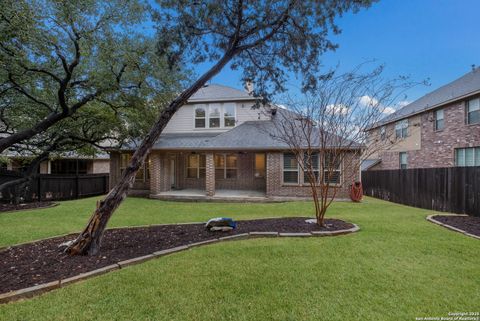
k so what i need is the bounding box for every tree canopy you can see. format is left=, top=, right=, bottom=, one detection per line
left=0, top=0, right=186, bottom=155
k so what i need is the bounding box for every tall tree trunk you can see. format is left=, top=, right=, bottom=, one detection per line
left=65, top=50, right=237, bottom=255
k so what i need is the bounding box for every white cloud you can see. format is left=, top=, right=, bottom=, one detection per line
left=397, top=100, right=410, bottom=107
left=359, top=95, right=399, bottom=115
left=383, top=107, right=396, bottom=115
left=359, top=95, right=379, bottom=108
left=326, top=103, right=349, bottom=115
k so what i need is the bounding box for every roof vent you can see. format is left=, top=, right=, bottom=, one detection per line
left=472, top=64, right=477, bottom=72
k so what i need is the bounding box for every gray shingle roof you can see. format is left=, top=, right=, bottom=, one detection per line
left=361, top=159, right=381, bottom=171
left=142, top=119, right=362, bottom=151
left=374, top=69, right=480, bottom=128
left=188, top=84, right=254, bottom=103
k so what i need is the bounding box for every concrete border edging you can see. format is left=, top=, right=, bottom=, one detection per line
left=426, top=215, right=480, bottom=240
left=0, top=223, right=359, bottom=304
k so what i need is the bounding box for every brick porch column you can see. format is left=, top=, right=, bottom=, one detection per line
left=150, top=152, right=161, bottom=195
left=266, top=152, right=281, bottom=197
left=205, top=153, right=215, bottom=196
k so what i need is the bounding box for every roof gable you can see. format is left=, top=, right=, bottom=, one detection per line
left=188, top=84, right=254, bottom=103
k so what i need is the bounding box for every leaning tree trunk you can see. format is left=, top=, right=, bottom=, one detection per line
left=65, top=50, right=237, bottom=256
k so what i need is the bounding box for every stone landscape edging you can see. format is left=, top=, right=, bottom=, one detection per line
left=426, top=214, right=480, bottom=240
left=0, top=223, right=360, bottom=304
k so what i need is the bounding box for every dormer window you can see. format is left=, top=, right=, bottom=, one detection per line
left=194, top=106, right=206, bottom=128
left=209, top=104, right=221, bottom=128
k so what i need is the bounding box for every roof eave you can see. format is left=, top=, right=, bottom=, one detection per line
left=370, top=88, right=480, bottom=130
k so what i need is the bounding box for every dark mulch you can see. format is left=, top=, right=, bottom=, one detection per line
left=0, top=217, right=353, bottom=293
left=433, top=215, right=480, bottom=237
left=0, top=202, right=55, bottom=213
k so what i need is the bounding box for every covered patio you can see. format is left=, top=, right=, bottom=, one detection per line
left=151, top=188, right=272, bottom=202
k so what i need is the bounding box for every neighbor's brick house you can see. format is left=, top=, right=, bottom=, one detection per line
left=364, top=68, right=480, bottom=171
left=109, top=84, right=361, bottom=200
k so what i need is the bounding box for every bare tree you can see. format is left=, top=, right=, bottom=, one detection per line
left=270, top=65, right=414, bottom=226
left=64, top=0, right=377, bottom=255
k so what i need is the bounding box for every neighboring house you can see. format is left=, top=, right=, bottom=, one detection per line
left=1, top=154, right=110, bottom=174
left=109, top=84, right=361, bottom=200
left=364, top=68, right=480, bottom=170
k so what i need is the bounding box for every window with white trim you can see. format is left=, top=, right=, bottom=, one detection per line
left=186, top=154, right=206, bottom=178
left=214, top=154, right=237, bottom=179
left=455, top=147, right=480, bottom=167
left=434, top=109, right=444, bottom=131
left=283, top=153, right=299, bottom=184
left=194, top=106, right=206, bottom=128
left=395, top=119, right=408, bottom=139
left=466, top=97, right=480, bottom=125
left=323, top=153, right=341, bottom=184
left=209, top=104, right=221, bottom=128
left=303, top=152, right=319, bottom=182
left=399, top=152, right=408, bottom=169
left=224, top=103, right=236, bottom=127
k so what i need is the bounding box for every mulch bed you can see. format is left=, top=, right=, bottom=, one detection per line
left=0, top=217, right=353, bottom=293
left=0, top=202, right=55, bottom=213
left=432, top=215, right=480, bottom=237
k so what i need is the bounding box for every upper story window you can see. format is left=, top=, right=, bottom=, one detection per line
left=434, top=109, right=444, bottom=131
left=455, top=147, right=480, bottom=167
left=194, top=107, right=206, bottom=128
left=195, top=103, right=236, bottom=129
left=224, top=104, right=236, bottom=127
left=380, top=126, right=386, bottom=140
left=399, top=152, right=408, bottom=169
left=466, top=97, right=480, bottom=125
left=395, top=119, right=408, bottom=139
left=209, top=105, right=221, bottom=128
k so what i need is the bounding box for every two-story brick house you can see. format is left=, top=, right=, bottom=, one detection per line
left=109, top=84, right=361, bottom=200
left=364, top=68, right=480, bottom=171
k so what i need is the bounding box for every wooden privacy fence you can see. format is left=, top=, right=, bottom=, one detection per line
left=0, top=170, right=109, bottom=202
left=361, top=167, right=479, bottom=216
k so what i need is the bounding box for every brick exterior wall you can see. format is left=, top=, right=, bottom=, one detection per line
left=371, top=99, right=480, bottom=170
left=110, top=150, right=360, bottom=200
left=266, top=152, right=360, bottom=199
left=92, top=159, right=110, bottom=173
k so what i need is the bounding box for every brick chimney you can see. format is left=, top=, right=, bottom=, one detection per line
left=244, top=80, right=254, bottom=95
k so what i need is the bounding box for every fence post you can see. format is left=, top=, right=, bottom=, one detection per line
left=75, top=175, right=79, bottom=199
left=37, top=176, right=41, bottom=202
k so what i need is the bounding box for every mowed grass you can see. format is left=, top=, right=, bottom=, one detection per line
left=0, top=197, right=479, bottom=321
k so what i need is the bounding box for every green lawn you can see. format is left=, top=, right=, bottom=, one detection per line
left=0, top=197, right=478, bottom=321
